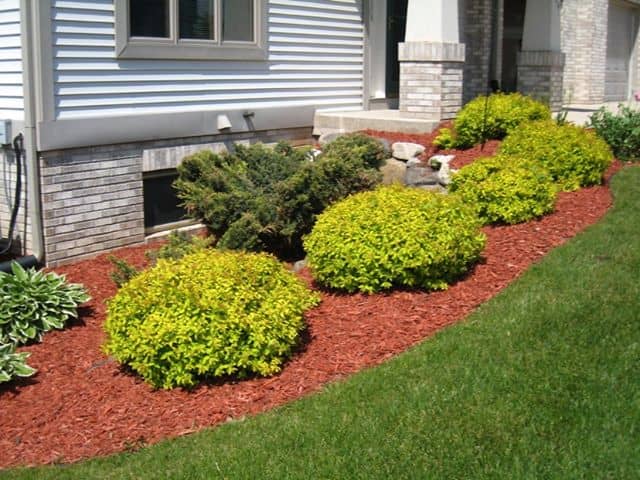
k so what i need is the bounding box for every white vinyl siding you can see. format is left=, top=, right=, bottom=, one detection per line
left=52, top=0, right=364, bottom=120
left=0, top=0, right=23, bottom=120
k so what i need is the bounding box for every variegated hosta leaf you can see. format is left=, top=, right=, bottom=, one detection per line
left=0, top=343, right=36, bottom=383
left=0, top=262, right=91, bottom=346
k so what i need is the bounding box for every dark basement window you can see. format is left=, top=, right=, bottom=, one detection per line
left=143, top=170, right=189, bottom=231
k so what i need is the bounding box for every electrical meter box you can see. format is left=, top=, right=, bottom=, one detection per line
left=0, top=120, right=11, bottom=146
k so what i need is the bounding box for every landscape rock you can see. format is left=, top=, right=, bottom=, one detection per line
left=417, top=184, right=448, bottom=194
left=292, top=258, right=307, bottom=273
left=318, top=132, right=343, bottom=146
left=380, top=158, right=407, bottom=185
left=429, top=155, right=456, bottom=186
left=405, top=164, right=439, bottom=187
left=392, top=142, right=425, bottom=161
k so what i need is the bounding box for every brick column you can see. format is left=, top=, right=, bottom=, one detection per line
left=517, top=0, right=565, bottom=110
left=399, top=42, right=466, bottom=120
left=517, top=51, right=565, bottom=111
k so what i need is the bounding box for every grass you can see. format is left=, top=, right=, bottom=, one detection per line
left=3, top=167, right=640, bottom=479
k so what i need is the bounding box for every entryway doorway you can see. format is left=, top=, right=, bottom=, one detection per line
left=385, top=0, right=408, bottom=99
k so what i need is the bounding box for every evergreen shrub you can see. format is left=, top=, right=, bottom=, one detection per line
left=449, top=156, right=557, bottom=225
left=499, top=120, right=613, bottom=191
left=434, top=92, right=551, bottom=149
left=104, top=250, right=320, bottom=389
left=304, top=186, right=486, bottom=293
left=174, top=135, right=386, bottom=258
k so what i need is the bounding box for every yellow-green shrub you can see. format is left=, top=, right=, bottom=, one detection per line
left=303, top=186, right=486, bottom=293
left=434, top=93, right=550, bottom=149
left=104, top=250, right=320, bottom=389
left=449, top=156, right=557, bottom=225
left=499, top=120, right=613, bottom=191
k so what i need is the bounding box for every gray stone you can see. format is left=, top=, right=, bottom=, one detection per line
left=417, top=184, right=448, bottom=194
left=405, top=164, right=439, bottom=187
left=428, top=154, right=455, bottom=170
left=318, top=132, right=343, bottom=146
left=392, top=142, right=425, bottom=161
left=429, top=154, right=456, bottom=186
left=306, top=148, right=322, bottom=161
left=292, top=258, right=307, bottom=273
left=380, top=158, right=407, bottom=185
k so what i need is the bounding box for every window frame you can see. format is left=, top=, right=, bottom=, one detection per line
left=115, top=0, right=267, bottom=61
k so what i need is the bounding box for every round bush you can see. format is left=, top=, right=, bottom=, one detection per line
left=499, top=120, right=614, bottom=191
left=449, top=156, right=557, bottom=225
left=104, top=250, right=320, bottom=389
left=435, top=92, right=550, bottom=149
left=303, top=186, right=486, bottom=293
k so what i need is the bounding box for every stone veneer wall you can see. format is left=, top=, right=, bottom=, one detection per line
left=463, top=0, right=494, bottom=103
left=40, top=127, right=311, bottom=266
left=0, top=147, right=31, bottom=255
left=560, top=0, right=608, bottom=104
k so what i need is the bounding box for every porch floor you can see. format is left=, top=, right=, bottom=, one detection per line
left=313, top=109, right=440, bottom=137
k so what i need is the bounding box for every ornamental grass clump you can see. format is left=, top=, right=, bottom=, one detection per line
left=304, top=185, right=486, bottom=293
left=449, top=156, right=558, bottom=225
left=499, top=120, right=613, bottom=191
left=104, top=250, right=320, bottom=389
left=0, top=262, right=90, bottom=346
left=434, top=92, right=550, bottom=149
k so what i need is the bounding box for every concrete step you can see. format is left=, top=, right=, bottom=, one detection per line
left=313, top=109, right=439, bottom=137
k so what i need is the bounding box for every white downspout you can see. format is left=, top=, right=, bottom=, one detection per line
left=19, top=0, right=45, bottom=263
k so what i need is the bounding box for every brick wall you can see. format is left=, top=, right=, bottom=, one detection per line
left=399, top=62, right=464, bottom=119
left=463, top=0, right=494, bottom=103
left=39, top=127, right=311, bottom=266
left=40, top=146, right=145, bottom=266
left=398, top=42, right=465, bottom=120
left=561, top=0, right=608, bottom=104
left=517, top=51, right=565, bottom=111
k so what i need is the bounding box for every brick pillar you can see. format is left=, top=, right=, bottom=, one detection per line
left=518, top=0, right=565, bottom=110
left=517, top=51, right=565, bottom=111
left=398, top=42, right=465, bottom=120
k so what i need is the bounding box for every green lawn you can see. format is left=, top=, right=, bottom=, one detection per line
left=4, top=168, right=639, bottom=480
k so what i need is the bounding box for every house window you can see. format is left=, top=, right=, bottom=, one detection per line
left=143, top=171, right=190, bottom=232
left=116, top=0, right=266, bottom=60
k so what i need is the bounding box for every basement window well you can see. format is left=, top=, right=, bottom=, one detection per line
left=143, top=170, right=190, bottom=233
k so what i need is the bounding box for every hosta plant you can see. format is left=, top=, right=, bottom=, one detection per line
left=104, top=250, right=320, bottom=389
left=0, top=262, right=90, bottom=345
left=0, top=342, right=36, bottom=383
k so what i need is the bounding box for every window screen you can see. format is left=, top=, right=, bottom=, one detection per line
left=179, top=0, right=215, bottom=40
left=130, top=0, right=170, bottom=38
left=222, top=0, right=254, bottom=42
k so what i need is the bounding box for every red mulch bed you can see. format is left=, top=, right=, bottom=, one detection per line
left=0, top=159, right=624, bottom=469
left=364, top=124, right=501, bottom=169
